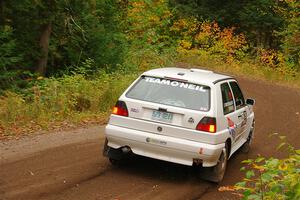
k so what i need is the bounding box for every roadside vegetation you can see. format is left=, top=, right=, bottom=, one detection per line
left=219, top=134, right=300, bottom=200
left=0, top=0, right=299, bottom=137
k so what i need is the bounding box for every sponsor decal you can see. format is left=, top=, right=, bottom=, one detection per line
left=241, top=111, right=247, bottom=127
left=199, top=107, right=208, bottom=111
left=146, top=137, right=167, bottom=145
left=188, top=117, right=194, bottom=123
left=224, top=101, right=234, bottom=107
left=157, top=126, right=163, bottom=132
left=130, top=108, right=139, bottom=113
left=144, top=77, right=208, bottom=92
left=227, top=117, right=237, bottom=139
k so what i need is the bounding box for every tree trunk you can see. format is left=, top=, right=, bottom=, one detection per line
left=36, top=23, right=52, bottom=76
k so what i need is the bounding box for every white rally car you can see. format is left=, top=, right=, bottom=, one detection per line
left=103, top=67, right=255, bottom=182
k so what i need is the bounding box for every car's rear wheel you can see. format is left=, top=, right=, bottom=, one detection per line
left=103, top=138, right=109, bottom=155
left=109, top=158, right=121, bottom=165
left=241, top=119, right=255, bottom=153
left=103, top=138, right=131, bottom=165
left=210, top=144, right=228, bottom=183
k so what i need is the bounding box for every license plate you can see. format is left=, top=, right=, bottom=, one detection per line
left=152, top=110, right=173, bottom=123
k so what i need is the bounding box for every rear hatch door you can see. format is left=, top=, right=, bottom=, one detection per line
left=111, top=76, right=214, bottom=142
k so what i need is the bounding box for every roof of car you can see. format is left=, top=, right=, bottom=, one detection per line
left=142, top=67, right=234, bottom=85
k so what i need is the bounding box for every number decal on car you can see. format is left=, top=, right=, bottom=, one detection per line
left=227, top=117, right=237, bottom=140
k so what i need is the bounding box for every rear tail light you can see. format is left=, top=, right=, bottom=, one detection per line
left=112, top=101, right=128, bottom=117
left=196, top=117, right=216, bottom=133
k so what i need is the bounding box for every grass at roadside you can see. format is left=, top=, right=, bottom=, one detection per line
left=0, top=72, right=138, bottom=138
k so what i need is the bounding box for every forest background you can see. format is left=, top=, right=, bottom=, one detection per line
left=0, top=0, right=299, bottom=136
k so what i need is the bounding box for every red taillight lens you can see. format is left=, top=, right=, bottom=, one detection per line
left=112, top=101, right=128, bottom=117
left=196, top=117, right=216, bottom=133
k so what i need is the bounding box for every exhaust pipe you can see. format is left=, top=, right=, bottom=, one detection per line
left=193, top=158, right=203, bottom=166
left=121, top=146, right=131, bottom=154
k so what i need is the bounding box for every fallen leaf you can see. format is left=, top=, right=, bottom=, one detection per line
left=218, top=186, right=236, bottom=192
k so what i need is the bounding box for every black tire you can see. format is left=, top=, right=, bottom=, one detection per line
left=102, top=138, right=109, bottom=156
left=103, top=138, right=121, bottom=165
left=241, top=119, right=255, bottom=153
left=103, top=139, right=130, bottom=165
left=109, top=158, right=121, bottom=165
left=210, top=145, right=228, bottom=183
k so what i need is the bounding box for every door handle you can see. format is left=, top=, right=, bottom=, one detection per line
left=238, top=111, right=247, bottom=119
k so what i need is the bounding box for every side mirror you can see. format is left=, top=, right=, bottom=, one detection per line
left=246, top=98, right=255, bottom=106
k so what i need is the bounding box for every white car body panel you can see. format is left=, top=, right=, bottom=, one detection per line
left=106, top=124, right=224, bottom=167
left=108, top=115, right=229, bottom=145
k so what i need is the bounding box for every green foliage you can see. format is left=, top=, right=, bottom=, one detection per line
left=0, top=26, right=21, bottom=70
left=1, top=0, right=127, bottom=79
left=170, top=0, right=283, bottom=45
left=233, top=134, right=300, bottom=200
left=238, top=0, right=284, bottom=48
left=170, top=0, right=299, bottom=72
left=3, top=0, right=58, bottom=69
left=0, top=25, right=23, bottom=91
left=169, top=0, right=242, bottom=26
left=124, top=0, right=176, bottom=71
left=276, top=0, right=300, bottom=71
left=173, top=20, right=248, bottom=63
left=0, top=70, right=138, bottom=135
left=52, top=0, right=127, bottom=73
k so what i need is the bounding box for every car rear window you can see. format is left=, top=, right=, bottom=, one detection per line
left=126, top=76, right=211, bottom=111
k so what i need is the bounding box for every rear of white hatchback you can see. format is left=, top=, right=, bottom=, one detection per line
left=103, top=67, right=255, bottom=182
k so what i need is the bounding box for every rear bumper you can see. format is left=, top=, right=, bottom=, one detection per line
left=105, top=124, right=224, bottom=167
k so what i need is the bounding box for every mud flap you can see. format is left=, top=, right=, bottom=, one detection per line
left=199, top=147, right=227, bottom=183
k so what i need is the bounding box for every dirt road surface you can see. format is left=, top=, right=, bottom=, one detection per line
left=1, top=77, right=300, bottom=200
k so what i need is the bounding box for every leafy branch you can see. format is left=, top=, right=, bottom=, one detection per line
left=219, top=134, right=300, bottom=200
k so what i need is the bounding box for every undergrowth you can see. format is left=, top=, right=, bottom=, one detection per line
left=219, top=134, right=300, bottom=200
left=0, top=72, right=138, bottom=137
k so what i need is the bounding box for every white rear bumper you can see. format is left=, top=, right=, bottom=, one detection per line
left=105, top=124, right=224, bottom=167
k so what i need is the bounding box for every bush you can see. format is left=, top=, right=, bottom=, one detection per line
left=172, top=20, right=248, bottom=63
left=0, top=71, right=138, bottom=136
left=219, top=134, right=300, bottom=200
left=0, top=26, right=24, bottom=91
